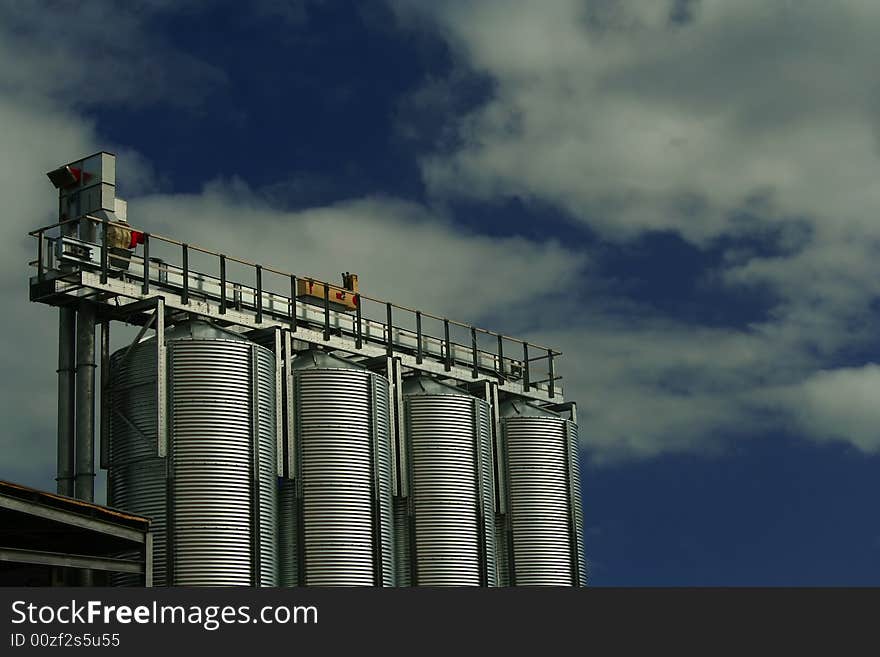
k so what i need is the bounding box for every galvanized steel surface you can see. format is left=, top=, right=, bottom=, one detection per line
left=495, top=514, right=509, bottom=587
left=287, top=356, right=394, bottom=586
left=254, top=346, right=279, bottom=586
left=56, top=308, right=76, bottom=497
left=74, top=303, right=96, bottom=503
left=393, top=496, right=410, bottom=586
left=278, top=478, right=297, bottom=587
left=570, top=422, right=585, bottom=584
left=404, top=381, right=496, bottom=586
left=169, top=340, right=269, bottom=585
left=108, top=325, right=278, bottom=586
left=502, top=415, right=584, bottom=586
left=107, top=336, right=164, bottom=587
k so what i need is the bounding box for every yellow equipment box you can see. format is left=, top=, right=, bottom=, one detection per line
left=297, top=272, right=359, bottom=311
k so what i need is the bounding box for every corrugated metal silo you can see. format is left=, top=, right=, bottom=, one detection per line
left=401, top=377, right=496, bottom=586
left=281, top=350, right=394, bottom=586
left=107, top=321, right=278, bottom=586
left=500, top=400, right=585, bottom=586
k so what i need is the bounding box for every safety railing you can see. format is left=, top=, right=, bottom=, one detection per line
left=29, top=216, right=563, bottom=397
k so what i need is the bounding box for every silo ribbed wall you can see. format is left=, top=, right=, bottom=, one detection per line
left=569, top=423, right=586, bottom=583
left=282, top=356, right=394, bottom=586
left=393, top=496, right=410, bottom=586
left=495, top=514, right=509, bottom=587
left=278, top=479, right=297, bottom=587
left=255, top=348, right=279, bottom=586
left=404, top=385, right=496, bottom=586
left=503, top=417, right=584, bottom=586
left=107, top=340, right=164, bottom=587
left=107, top=325, right=278, bottom=586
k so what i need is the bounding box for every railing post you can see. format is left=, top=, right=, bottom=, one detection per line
left=548, top=349, right=555, bottom=399
left=323, top=283, right=330, bottom=341
left=471, top=327, right=479, bottom=379
left=141, top=233, right=150, bottom=295
left=219, top=255, right=227, bottom=314
left=444, top=319, right=452, bottom=372
left=37, top=230, right=44, bottom=281
left=355, top=294, right=363, bottom=349
left=522, top=343, right=530, bottom=392
left=289, top=275, right=297, bottom=332
left=100, top=218, right=108, bottom=284
left=415, top=311, right=423, bottom=364
left=386, top=303, right=393, bottom=357
left=497, top=335, right=504, bottom=384
left=181, top=243, right=189, bottom=305
left=255, top=265, right=263, bottom=324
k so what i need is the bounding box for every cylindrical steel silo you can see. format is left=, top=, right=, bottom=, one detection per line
left=500, top=400, right=585, bottom=586
left=281, top=350, right=394, bottom=586
left=401, top=377, right=496, bottom=586
left=107, top=321, right=278, bottom=586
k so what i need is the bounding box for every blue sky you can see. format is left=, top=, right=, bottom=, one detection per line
left=2, top=1, right=880, bottom=585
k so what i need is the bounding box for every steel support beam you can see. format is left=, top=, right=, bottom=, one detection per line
left=99, top=321, right=110, bottom=470
left=144, top=532, right=153, bottom=587
left=0, top=547, right=143, bottom=574
left=0, top=496, right=145, bottom=543
left=56, top=308, right=76, bottom=497
left=74, top=302, right=96, bottom=504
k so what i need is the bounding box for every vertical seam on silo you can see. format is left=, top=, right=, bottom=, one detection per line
left=293, top=371, right=306, bottom=586
left=383, top=374, right=395, bottom=587
left=274, top=329, right=283, bottom=479
left=165, top=343, right=174, bottom=587
left=368, top=374, right=383, bottom=586
left=502, top=420, right=516, bottom=586
left=473, top=400, right=487, bottom=586
left=285, top=332, right=295, bottom=480
left=571, top=422, right=585, bottom=587
left=563, top=421, right=579, bottom=587
left=483, top=402, right=496, bottom=587
left=405, top=397, right=417, bottom=586
left=250, top=346, right=262, bottom=586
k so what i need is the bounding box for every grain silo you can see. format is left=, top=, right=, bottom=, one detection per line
left=107, top=321, right=278, bottom=586
left=499, top=399, right=585, bottom=586
left=29, top=151, right=585, bottom=588
left=279, top=350, right=394, bottom=586
left=399, top=377, right=496, bottom=586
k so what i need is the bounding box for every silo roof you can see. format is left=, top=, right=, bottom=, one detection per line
left=402, top=376, right=470, bottom=397
left=291, top=349, right=366, bottom=371
left=500, top=398, right=562, bottom=419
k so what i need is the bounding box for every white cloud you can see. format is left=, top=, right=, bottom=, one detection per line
left=400, top=0, right=880, bottom=242
left=6, top=0, right=880, bottom=491
left=0, top=3, right=216, bottom=490
left=392, top=0, right=880, bottom=457
left=0, top=1, right=226, bottom=109
left=134, top=185, right=585, bottom=321
left=519, top=312, right=812, bottom=462
left=767, top=365, right=880, bottom=452
left=0, top=99, right=99, bottom=487
left=0, top=5, right=587, bottom=491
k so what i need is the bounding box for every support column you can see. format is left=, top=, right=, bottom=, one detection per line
left=56, top=308, right=76, bottom=497
left=74, top=303, right=96, bottom=503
